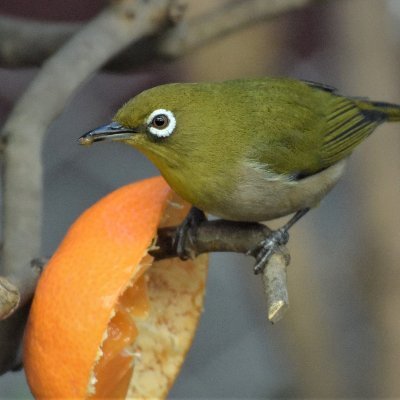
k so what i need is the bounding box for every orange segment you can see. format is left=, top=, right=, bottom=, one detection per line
left=119, top=267, right=151, bottom=319
left=23, top=176, right=208, bottom=399
left=92, top=352, right=133, bottom=398
left=99, top=305, right=139, bottom=365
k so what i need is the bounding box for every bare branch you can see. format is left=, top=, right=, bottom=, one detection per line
left=151, top=220, right=273, bottom=260
left=0, top=0, right=183, bottom=374
left=160, top=0, right=324, bottom=58
left=150, top=220, right=290, bottom=323
left=0, top=277, right=20, bottom=320
left=0, top=0, right=325, bottom=70
left=262, top=252, right=289, bottom=323
left=0, top=259, right=44, bottom=320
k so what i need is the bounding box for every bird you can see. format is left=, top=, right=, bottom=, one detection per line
left=79, top=77, right=400, bottom=272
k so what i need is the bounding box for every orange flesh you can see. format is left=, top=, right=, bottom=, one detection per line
left=90, top=263, right=152, bottom=398
left=119, top=274, right=150, bottom=319
left=92, top=353, right=133, bottom=398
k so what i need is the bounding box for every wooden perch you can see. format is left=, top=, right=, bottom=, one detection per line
left=152, top=220, right=274, bottom=259
left=151, top=220, right=291, bottom=323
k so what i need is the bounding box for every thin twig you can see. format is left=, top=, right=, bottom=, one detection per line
left=262, top=252, right=290, bottom=323
left=0, top=0, right=325, bottom=71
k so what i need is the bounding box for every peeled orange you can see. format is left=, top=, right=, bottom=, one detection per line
left=23, top=176, right=208, bottom=399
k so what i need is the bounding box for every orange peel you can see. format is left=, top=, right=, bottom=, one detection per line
left=23, top=176, right=208, bottom=399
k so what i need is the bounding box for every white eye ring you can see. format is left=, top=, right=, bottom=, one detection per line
left=146, top=109, right=176, bottom=138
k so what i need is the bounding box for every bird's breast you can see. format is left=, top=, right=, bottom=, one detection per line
left=175, top=159, right=347, bottom=222
left=155, top=156, right=346, bottom=222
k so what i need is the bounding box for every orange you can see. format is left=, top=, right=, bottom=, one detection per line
left=23, top=176, right=208, bottom=399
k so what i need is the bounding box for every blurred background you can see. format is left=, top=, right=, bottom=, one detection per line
left=1, top=0, right=400, bottom=398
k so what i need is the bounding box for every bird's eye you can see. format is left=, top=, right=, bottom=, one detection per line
left=151, top=114, right=169, bottom=129
left=146, top=109, right=176, bottom=138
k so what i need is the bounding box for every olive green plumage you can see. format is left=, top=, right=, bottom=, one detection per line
left=82, top=77, right=400, bottom=221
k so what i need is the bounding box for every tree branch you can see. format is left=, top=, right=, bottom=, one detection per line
left=0, top=262, right=42, bottom=321
left=150, top=220, right=290, bottom=323
left=0, top=0, right=183, bottom=375
left=0, top=277, right=20, bottom=320
left=0, top=0, right=325, bottom=71
left=151, top=220, right=273, bottom=259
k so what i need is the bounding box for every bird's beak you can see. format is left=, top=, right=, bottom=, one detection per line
left=79, top=122, right=137, bottom=146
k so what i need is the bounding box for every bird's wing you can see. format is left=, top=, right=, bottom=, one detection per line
left=245, top=79, right=385, bottom=179
left=253, top=94, right=382, bottom=179
left=319, top=95, right=383, bottom=167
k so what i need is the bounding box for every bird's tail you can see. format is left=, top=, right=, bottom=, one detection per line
left=356, top=99, right=400, bottom=122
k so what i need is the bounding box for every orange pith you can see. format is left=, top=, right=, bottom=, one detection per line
left=23, top=176, right=208, bottom=399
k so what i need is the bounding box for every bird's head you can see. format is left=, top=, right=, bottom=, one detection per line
left=80, top=83, right=222, bottom=168
left=80, top=80, right=256, bottom=202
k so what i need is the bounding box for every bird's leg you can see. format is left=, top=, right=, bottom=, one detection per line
left=174, top=206, right=207, bottom=260
left=251, top=208, right=310, bottom=274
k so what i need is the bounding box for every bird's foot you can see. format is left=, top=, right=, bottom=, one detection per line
left=174, top=207, right=206, bottom=260
left=249, top=208, right=310, bottom=274
left=249, top=228, right=289, bottom=274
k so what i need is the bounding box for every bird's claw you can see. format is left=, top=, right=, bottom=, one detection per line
left=251, top=228, right=289, bottom=274
left=174, top=207, right=206, bottom=260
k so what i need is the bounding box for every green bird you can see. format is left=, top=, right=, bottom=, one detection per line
left=80, top=77, right=400, bottom=272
